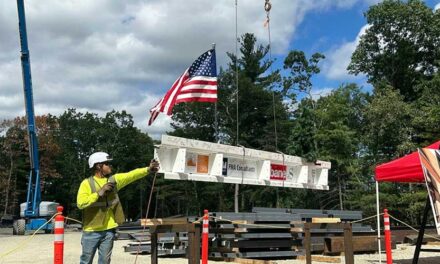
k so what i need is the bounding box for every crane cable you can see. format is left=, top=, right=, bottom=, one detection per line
left=235, top=0, right=239, bottom=146
left=133, top=170, right=158, bottom=264
left=264, top=0, right=279, bottom=151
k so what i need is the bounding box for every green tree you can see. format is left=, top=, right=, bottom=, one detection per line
left=287, top=99, right=317, bottom=161
left=0, top=119, right=27, bottom=217
left=52, top=109, right=154, bottom=220
left=283, top=50, right=326, bottom=162
left=0, top=116, right=60, bottom=216
left=283, top=50, right=325, bottom=102
left=353, top=86, right=419, bottom=224
left=215, top=33, right=291, bottom=212
left=362, top=85, right=415, bottom=164
left=348, top=0, right=440, bottom=101
left=347, top=0, right=440, bottom=226
left=287, top=84, right=369, bottom=210
left=170, top=102, right=218, bottom=142
left=315, top=84, right=368, bottom=209
left=413, top=73, right=440, bottom=144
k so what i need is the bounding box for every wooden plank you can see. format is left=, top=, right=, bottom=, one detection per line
left=312, top=218, right=341, bottom=223
left=305, top=222, right=311, bottom=264
left=343, top=223, right=354, bottom=264
left=324, top=236, right=396, bottom=253
left=297, top=255, right=341, bottom=263
left=188, top=230, right=196, bottom=264
left=194, top=225, right=201, bottom=264
left=141, top=218, right=189, bottom=226
left=151, top=232, right=158, bottom=264
left=188, top=225, right=201, bottom=264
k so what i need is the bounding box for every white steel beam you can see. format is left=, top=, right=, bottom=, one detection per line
left=154, top=135, right=331, bottom=190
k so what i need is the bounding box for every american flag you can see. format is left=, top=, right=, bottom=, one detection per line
left=148, top=49, right=217, bottom=126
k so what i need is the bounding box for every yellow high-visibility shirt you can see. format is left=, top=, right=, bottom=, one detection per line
left=77, top=167, right=149, bottom=231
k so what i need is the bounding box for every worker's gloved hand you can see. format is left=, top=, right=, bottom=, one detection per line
left=149, top=159, right=160, bottom=173
left=98, top=182, right=115, bottom=197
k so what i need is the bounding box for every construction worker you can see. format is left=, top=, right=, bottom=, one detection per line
left=77, top=151, right=159, bottom=264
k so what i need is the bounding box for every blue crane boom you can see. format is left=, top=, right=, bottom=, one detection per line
left=17, top=0, right=41, bottom=218
left=13, top=0, right=58, bottom=235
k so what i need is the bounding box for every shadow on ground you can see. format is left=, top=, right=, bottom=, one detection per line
left=365, top=256, right=440, bottom=264
left=394, top=256, right=440, bottom=264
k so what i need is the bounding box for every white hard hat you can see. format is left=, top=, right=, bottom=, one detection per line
left=88, top=152, right=113, bottom=168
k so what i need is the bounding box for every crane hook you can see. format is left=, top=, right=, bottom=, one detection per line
left=264, top=0, right=272, bottom=12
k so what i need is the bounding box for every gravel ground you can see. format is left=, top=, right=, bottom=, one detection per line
left=1, top=228, right=440, bottom=264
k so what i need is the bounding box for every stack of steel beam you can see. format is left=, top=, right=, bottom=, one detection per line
left=123, top=232, right=188, bottom=256
left=121, top=208, right=375, bottom=259
left=209, top=211, right=304, bottom=259
left=208, top=208, right=375, bottom=258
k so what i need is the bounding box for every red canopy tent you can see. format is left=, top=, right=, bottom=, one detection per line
left=375, top=141, right=440, bottom=183
left=373, top=141, right=440, bottom=262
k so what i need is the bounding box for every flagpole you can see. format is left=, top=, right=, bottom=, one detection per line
left=212, top=43, right=219, bottom=143
left=234, top=0, right=240, bottom=213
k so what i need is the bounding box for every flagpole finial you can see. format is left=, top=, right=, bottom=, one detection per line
left=212, top=43, right=216, bottom=50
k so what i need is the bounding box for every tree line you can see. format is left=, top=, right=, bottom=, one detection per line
left=1, top=0, right=439, bottom=226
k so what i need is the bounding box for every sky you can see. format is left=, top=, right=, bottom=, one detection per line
left=1, top=0, right=439, bottom=139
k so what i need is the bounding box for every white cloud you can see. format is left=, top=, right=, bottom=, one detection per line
left=364, top=0, right=382, bottom=6
left=311, top=87, right=334, bottom=100
left=435, top=3, right=440, bottom=11
left=321, top=24, right=370, bottom=81
left=1, top=0, right=372, bottom=139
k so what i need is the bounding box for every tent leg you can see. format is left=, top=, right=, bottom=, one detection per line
left=412, top=196, right=430, bottom=264
left=376, top=181, right=382, bottom=264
